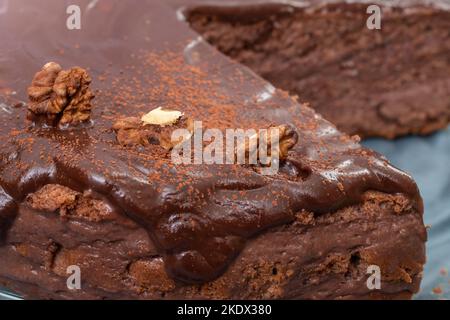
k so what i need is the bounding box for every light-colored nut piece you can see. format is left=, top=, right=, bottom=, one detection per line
left=141, top=107, right=183, bottom=127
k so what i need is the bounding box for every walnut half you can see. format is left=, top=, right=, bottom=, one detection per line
left=236, top=124, right=298, bottom=165
left=27, top=62, right=94, bottom=127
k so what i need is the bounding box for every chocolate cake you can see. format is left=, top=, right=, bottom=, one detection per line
left=0, top=0, right=426, bottom=299
left=180, top=0, right=450, bottom=138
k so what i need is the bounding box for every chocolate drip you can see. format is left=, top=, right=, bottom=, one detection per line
left=0, top=187, right=17, bottom=244
left=0, top=0, right=422, bottom=284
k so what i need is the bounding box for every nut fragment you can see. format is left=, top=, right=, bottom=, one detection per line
left=141, top=107, right=183, bottom=126
left=237, top=124, right=298, bottom=165
left=112, top=117, right=150, bottom=147
left=27, top=62, right=94, bottom=127
left=113, top=113, right=192, bottom=150
left=272, top=124, right=299, bottom=161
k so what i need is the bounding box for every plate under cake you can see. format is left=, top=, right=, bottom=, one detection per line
left=0, top=0, right=426, bottom=299
left=175, top=0, right=450, bottom=138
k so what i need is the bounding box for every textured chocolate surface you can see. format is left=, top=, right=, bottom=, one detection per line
left=0, top=189, right=426, bottom=299
left=0, top=0, right=426, bottom=298
left=177, top=0, right=450, bottom=138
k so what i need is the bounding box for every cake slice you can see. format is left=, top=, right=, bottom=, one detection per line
left=0, top=0, right=426, bottom=299
left=182, top=0, right=450, bottom=138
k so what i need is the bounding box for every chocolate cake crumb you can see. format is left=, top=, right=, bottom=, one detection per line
left=44, top=240, right=62, bottom=269
left=26, top=184, right=111, bottom=222
left=26, top=184, right=78, bottom=214
left=71, top=191, right=112, bottom=222
left=27, top=62, right=94, bottom=127
left=295, top=211, right=315, bottom=226
left=128, top=258, right=176, bottom=293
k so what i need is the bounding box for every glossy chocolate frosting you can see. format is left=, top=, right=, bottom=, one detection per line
left=170, top=0, right=450, bottom=15
left=0, top=0, right=423, bottom=284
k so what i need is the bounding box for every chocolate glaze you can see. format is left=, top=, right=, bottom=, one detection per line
left=170, top=0, right=450, bottom=13
left=0, top=0, right=423, bottom=284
